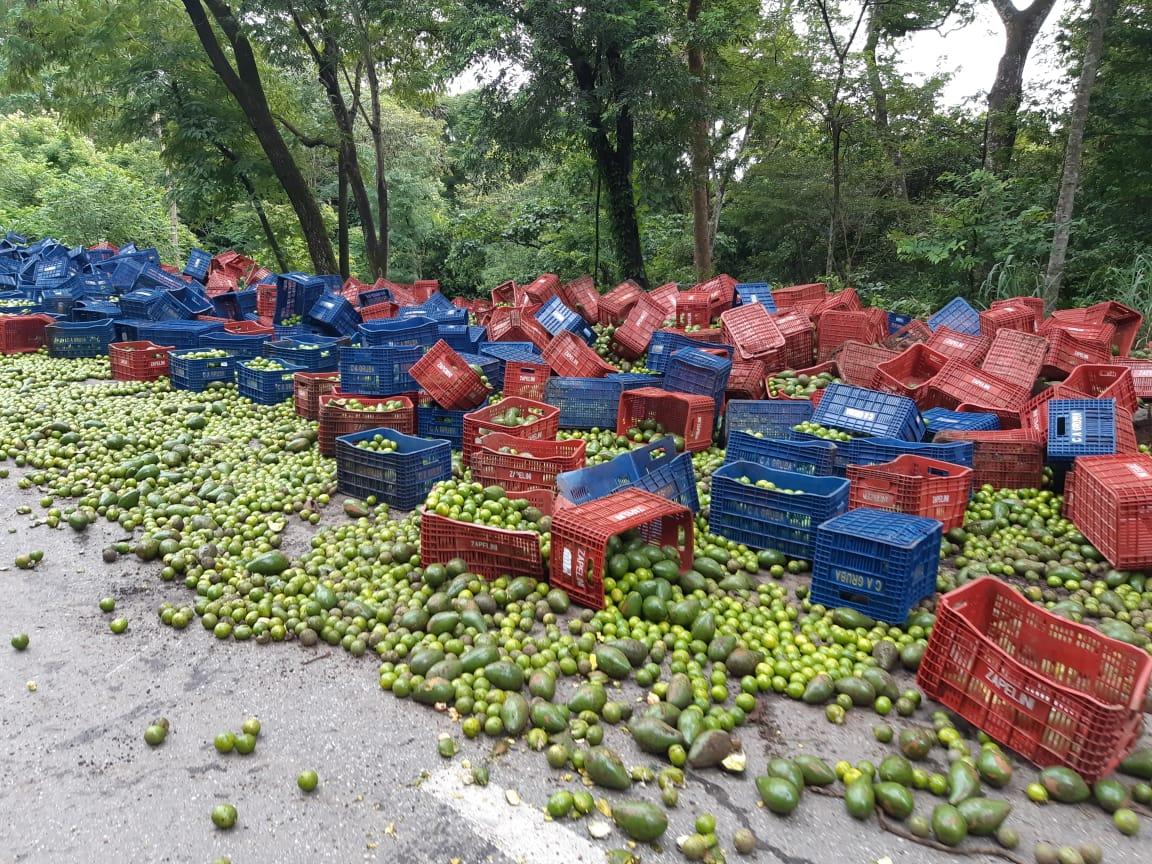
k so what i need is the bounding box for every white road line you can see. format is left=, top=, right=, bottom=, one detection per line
left=421, top=766, right=606, bottom=864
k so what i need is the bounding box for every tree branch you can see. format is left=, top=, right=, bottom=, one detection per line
left=274, top=114, right=335, bottom=149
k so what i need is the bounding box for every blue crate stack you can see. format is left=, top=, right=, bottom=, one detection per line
left=811, top=383, right=925, bottom=441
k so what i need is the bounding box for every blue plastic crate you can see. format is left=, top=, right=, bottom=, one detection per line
left=479, top=342, right=542, bottom=361
left=273, top=274, right=323, bottom=324
left=119, top=288, right=185, bottom=321
left=545, top=377, right=625, bottom=430
left=438, top=324, right=486, bottom=354
left=709, top=461, right=850, bottom=560
left=273, top=324, right=307, bottom=340
left=335, top=428, right=452, bottom=510
left=725, top=399, right=813, bottom=441
left=308, top=292, right=361, bottom=336
left=1047, top=399, right=1121, bottom=461
left=170, top=285, right=214, bottom=318
left=339, top=344, right=423, bottom=396
left=0, top=299, right=42, bottom=315
left=810, top=508, right=942, bottom=624
left=45, top=320, right=114, bottom=358
left=235, top=288, right=257, bottom=315
left=358, top=316, right=438, bottom=348
left=265, top=336, right=342, bottom=372
left=199, top=331, right=270, bottom=360
left=183, top=249, right=211, bottom=281
left=607, top=373, right=663, bottom=389
left=236, top=359, right=305, bottom=405
left=839, top=437, right=974, bottom=475
left=417, top=404, right=467, bottom=447
left=71, top=300, right=121, bottom=322
left=536, top=296, right=595, bottom=344
left=923, top=408, right=999, bottom=436
left=735, top=283, right=777, bottom=311
left=928, top=297, right=981, bottom=335
left=663, top=348, right=731, bottom=418
left=169, top=348, right=238, bottom=391
left=887, top=312, right=914, bottom=334
left=76, top=274, right=116, bottom=300
left=632, top=446, right=700, bottom=512
left=724, top=430, right=839, bottom=476
left=135, top=319, right=224, bottom=349
left=556, top=453, right=643, bottom=505
left=358, top=287, right=392, bottom=307
left=811, top=383, right=925, bottom=441
left=40, top=282, right=85, bottom=317
left=647, top=332, right=734, bottom=375
left=397, top=301, right=466, bottom=324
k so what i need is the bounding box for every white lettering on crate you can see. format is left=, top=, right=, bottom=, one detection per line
left=1126, top=463, right=1151, bottom=480
left=943, top=338, right=963, bottom=349
left=931, top=494, right=953, bottom=505
left=1069, top=411, right=1085, bottom=444
left=611, top=505, right=648, bottom=522
left=833, top=570, right=884, bottom=593
left=862, top=491, right=894, bottom=505
left=844, top=407, right=877, bottom=422
left=983, top=670, right=1041, bottom=713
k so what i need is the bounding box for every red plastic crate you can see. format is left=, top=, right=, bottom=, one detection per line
left=883, top=318, right=933, bottom=351
left=462, top=396, right=560, bottom=461
left=648, top=282, right=681, bottom=316
left=719, top=303, right=785, bottom=361
left=1042, top=316, right=1116, bottom=347
left=980, top=329, right=1049, bottom=393
left=674, top=291, right=713, bottom=328
left=991, top=296, right=1044, bottom=322
left=1066, top=454, right=1152, bottom=569
left=690, top=274, right=737, bottom=316
left=956, top=401, right=1025, bottom=431
left=772, top=282, right=827, bottom=310
left=935, top=429, right=1045, bottom=489
left=543, top=331, right=616, bottom=377
left=1112, top=358, right=1152, bottom=399
left=469, top=432, right=586, bottom=493
left=549, top=489, right=694, bottom=609
left=519, top=273, right=559, bottom=306
left=1059, top=364, right=1138, bottom=415
left=762, top=309, right=816, bottom=370
left=874, top=344, right=948, bottom=401
left=611, top=294, right=667, bottom=359
left=616, top=387, right=715, bottom=452
left=486, top=307, right=552, bottom=351
left=412, top=279, right=441, bottom=303
left=491, top=280, right=517, bottom=306
left=846, top=455, right=973, bottom=531
left=598, top=280, right=644, bottom=325
left=1042, top=327, right=1112, bottom=378
left=812, top=286, right=863, bottom=320
left=927, top=326, right=992, bottom=365
left=726, top=358, right=767, bottom=400
left=0, top=313, right=57, bottom=354
left=1086, top=301, right=1143, bottom=357
left=661, top=326, right=725, bottom=344
left=830, top=340, right=899, bottom=388
left=980, top=305, right=1036, bottom=337
left=360, top=301, right=399, bottom=321
left=501, top=360, right=552, bottom=401
left=421, top=510, right=544, bottom=580
left=923, top=358, right=1031, bottom=410
left=816, top=308, right=887, bottom=361
left=109, top=341, right=175, bottom=381
left=293, top=371, right=341, bottom=420
left=557, top=275, right=599, bottom=324
left=317, top=393, right=416, bottom=456
left=256, top=282, right=277, bottom=318
left=224, top=320, right=273, bottom=336
left=919, top=577, right=1151, bottom=782
left=409, top=340, right=491, bottom=410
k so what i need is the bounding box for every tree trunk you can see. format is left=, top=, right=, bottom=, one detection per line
left=686, top=0, right=713, bottom=280
left=337, top=148, right=350, bottom=278
left=364, top=60, right=391, bottom=278
left=570, top=54, right=647, bottom=285
left=1044, top=0, right=1115, bottom=310
left=182, top=0, right=337, bottom=274
left=709, top=91, right=761, bottom=250
left=826, top=117, right=843, bottom=277
left=238, top=171, right=289, bottom=273
left=289, top=4, right=383, bottom=276
left=984, top=0, right=1059, bottom=174
left=863, top=9, right=907, bottom=200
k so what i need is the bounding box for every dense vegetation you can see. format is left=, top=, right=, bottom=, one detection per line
left=1, top=0, right=1149, bottom=313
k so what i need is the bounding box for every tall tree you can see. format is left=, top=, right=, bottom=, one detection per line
left=181, top=0, right=338, bottom=273
left=686, top=0, right=714, bottom=280
left=1044, top=0, right=1116, bottom=308
left=983, top=0, right=1059, bottom=174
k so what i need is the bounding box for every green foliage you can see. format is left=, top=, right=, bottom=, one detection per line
left=0, top=113, right=194, bottom=258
